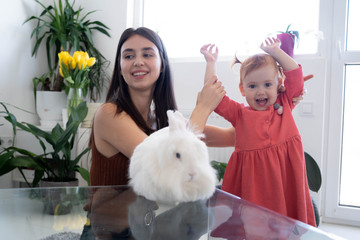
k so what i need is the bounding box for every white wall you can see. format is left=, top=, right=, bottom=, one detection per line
left=0, top=0, right=128, bottom=133
left=0, top=0, right=329, bottom=215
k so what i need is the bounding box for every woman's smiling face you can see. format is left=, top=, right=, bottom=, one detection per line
left=241, top=64, right=279, bottom=111
left=120, top=34, right=162, bottom=93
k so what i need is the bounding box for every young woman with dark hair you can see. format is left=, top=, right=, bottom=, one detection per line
left=89, top=27, right=225, bottom=186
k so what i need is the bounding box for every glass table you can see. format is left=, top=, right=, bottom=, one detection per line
left=0, top=186, right=342, bottom=240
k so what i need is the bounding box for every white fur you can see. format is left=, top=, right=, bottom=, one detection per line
left=129, top=110, right=217, bottom=203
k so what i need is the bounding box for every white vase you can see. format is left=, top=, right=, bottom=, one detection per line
left=36, top=91, right=67, bottom=128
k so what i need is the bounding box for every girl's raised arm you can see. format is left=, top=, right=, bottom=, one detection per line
left=260, top=37, right=299, bottom=71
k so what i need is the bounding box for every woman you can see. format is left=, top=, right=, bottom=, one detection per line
left=89, top=27, right=225, bottom=186
left=81, top=27, right=225, bottom=240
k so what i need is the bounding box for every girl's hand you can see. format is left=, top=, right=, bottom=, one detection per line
left=261, top=36, right=299, bottom=71
left=260, top=37, right=281, bottom=54
left=200, top=44, right=218, bottom=62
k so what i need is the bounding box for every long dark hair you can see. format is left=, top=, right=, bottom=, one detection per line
left=106, top=27, right=177, bottom=135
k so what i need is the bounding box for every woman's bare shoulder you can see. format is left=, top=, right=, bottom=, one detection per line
left=96, top=102, right=117, bottom=116
left=95, top=103, right=127, bottom=122
left=93, top=102, right=148, bottom=158
left=95, top=103, right=137, bottom=134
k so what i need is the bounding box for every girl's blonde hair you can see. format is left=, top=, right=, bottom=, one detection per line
left=232, top=54, right=283, bottom=96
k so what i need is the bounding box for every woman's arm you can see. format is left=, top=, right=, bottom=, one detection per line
left=203, top=125, right=235, bottom=147
left=93, top=103, right=148, bottom=159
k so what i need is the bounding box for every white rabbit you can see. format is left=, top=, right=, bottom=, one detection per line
left=129, top=110, right=217, bottom=203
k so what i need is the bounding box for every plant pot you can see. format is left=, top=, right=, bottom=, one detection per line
left=82, top=102, right=102, bottom=128
left=277, top=33, right=296, bottom=57
left=39, top=178, right=79, bottom=215
left=36, top=91, right=67, bottom=128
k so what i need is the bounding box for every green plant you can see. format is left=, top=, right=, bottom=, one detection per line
left=0, top=101, right=91, bottom=187
left=25, top=0, right=111, bottom=101
left=304, top=152, right=322, bottom=192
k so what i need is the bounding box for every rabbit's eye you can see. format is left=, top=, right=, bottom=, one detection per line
left=175, top=152, right=181, bottom=159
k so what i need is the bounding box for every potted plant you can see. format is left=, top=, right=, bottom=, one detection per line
left=0, top=101, right=91, bottom=214
left=277, top=24, right=299, bottom=58
left=211, top=151, right=322, bottom=226
left=0, top=101, right=90, bottom=186
left=25, top=0, right=111, bottom=125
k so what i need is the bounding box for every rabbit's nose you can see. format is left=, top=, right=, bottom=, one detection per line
left=188, top=172, right=196, bottom=181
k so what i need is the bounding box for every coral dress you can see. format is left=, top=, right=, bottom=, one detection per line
left=215, top=66, right=316, bottom=226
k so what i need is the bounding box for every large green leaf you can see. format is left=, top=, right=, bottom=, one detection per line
left=305, top=152, right=322, bottom=192
left=0, top=155, right=42, bottom=176
left=76, top=167, right=90, bottom=186
left=0, top=151, right=15, bottom=171
left=70, top=147, right=91, bottom=170
left=211, top=161, right=227, bottom=182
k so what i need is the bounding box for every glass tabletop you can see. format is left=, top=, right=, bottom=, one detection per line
left=0, top=186, right=341, bottom=240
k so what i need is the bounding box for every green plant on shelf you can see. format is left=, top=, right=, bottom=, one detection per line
left=0, top=101, right=90, bottom=186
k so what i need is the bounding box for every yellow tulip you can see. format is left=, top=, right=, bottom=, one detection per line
left=87, top=57, right=96, bottom=67
left=78, top=58, right=86, bottom=70
left=59, top=67, right=64, bottom=77
left=71, top=58, right=77, bottom=69
left=82, top=52, right=89, bottom=61
left=57, top=51, right=95, bottom=88
left=58, top=51, right=72, bottom=68
left=73, top=51, right=82, bottom=64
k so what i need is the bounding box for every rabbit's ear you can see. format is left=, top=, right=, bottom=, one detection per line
left=167, top=110, right=187, bottom=134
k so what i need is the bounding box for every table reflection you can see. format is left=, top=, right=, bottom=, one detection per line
left=0, top=186, right=341, bottom=240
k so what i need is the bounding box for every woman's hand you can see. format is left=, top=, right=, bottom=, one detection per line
left=197, top=75, right=226, bottom=112
left=280, top=74, right=313, bottom=106
left=190, top=75, right=225, bottom=132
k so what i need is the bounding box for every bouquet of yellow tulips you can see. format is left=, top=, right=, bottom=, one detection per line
left=58, top=51, right=96, bottom=115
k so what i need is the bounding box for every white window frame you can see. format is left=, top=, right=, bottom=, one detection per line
left=323, top=0, right=360, bottom=226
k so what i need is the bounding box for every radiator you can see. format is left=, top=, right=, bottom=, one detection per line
left=179, top=109, right=234, bottom=163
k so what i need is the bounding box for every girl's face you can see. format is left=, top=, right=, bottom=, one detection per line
left=241, top=64, right=279, bottom=111
left=120, top=34, right=162, bottom=93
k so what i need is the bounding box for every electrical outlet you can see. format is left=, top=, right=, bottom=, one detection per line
left=0, top=136, right=13, bottom=149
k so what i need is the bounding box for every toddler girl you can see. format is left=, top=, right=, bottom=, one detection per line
left=200, top=37, right=316, bottom=226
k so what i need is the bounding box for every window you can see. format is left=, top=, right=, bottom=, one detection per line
left=325, top=0, right=360, bottom=225
left=340, top=64, right=360, bottom=208
left=346, top=0, right=360, bottom=51
left=143, top=0, right=320, bottom=58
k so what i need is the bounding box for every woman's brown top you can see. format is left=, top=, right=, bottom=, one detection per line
left=89, top=130, right=130, bottom=186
